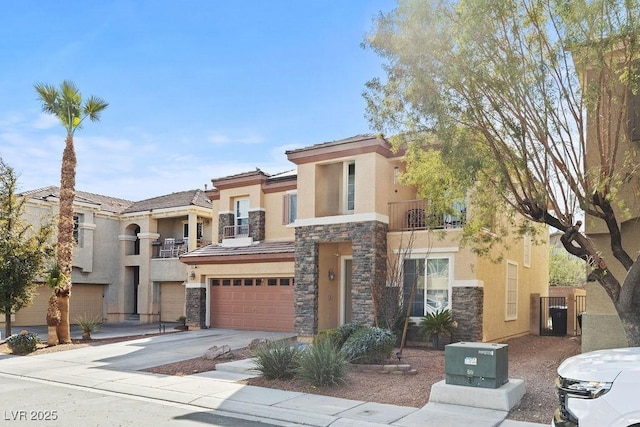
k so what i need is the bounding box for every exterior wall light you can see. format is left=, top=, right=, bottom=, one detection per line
left=328, top=268, right=336, bottom=281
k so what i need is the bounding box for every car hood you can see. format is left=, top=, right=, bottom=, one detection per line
left=558, top=347, right=640, bottom=383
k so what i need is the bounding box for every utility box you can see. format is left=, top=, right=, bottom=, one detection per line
left=445, top=342, right=508, bottom=389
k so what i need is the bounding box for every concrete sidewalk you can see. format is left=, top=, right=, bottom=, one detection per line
left=0, top=326, right=548, bottom=427
left=9, top=320, right=183, bottom=342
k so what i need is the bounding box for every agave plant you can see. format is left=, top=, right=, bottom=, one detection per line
left=419, top=308, right=456, bottom=350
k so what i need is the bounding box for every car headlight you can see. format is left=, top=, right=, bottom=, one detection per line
left=561, top=379, right=612, bottom=399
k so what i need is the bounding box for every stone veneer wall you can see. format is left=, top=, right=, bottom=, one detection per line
left=294, top=220, right=388, bottom=337
left=186, top=287, right=206, bottom=328
left=217, top=213, right=234, bottom=243
left=451, top=287, right=484, bottom=342
left=249, top=210, right=265, bottom=241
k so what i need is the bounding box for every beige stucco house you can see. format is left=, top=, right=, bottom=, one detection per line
left=0, top=187, right=212, bottom=330
left=5, top=135, right=548, bottom=341
left=182, top=134, right=549, bottom=342
left=579, top=48, right=640, bottom=352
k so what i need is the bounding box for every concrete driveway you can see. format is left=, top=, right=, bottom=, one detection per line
left=19, top=327, right=296, bottom=371
left=46, top=328, right=293, bottom=370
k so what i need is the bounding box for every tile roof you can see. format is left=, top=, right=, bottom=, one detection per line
left=211, top=168, right=296, bottom=183
left=122, top=189, right=211, bottom=213
left=267, top=169, right=297, bottom=182
left=181, top=240, right=295, bottom=261
left=285, top=134, right=381, bottom=155
left=211, top=168, right=269, bottom=183
left=21, top=186, right=134, bottom=214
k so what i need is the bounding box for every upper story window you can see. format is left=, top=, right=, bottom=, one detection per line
left=314, top=161, right=356, bottom=217
left=235, top=199, right=249, bottom=236
left=73, top=213, right=84, bottom=247
left=283, top=192, right=297, bottom=224
left=345, top=162, right=355, bottom=213
left=183, top=221, right=204, bottom=240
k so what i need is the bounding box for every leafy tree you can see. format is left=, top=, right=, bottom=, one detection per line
left=550, top=246, right=587, bottom=287
left=35, top=81, right=108, bottom=344
left=0, top=159, right=54, bottom=338
left=364, top=0, right=640, bottom=345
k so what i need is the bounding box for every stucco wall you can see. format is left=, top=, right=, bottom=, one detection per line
left=475, top=226, right=549, bottom=342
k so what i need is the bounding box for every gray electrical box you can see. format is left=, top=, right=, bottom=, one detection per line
left=445, top=342, right=508, bottom=389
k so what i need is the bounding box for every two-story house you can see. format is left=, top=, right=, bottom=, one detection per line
left=182, top=135, right=549, bottom=342
left=180, top=169, right=297, bottom=331
left=1, top=187, right=212, bottom=331
left=579, top=45, right=640, bottom=352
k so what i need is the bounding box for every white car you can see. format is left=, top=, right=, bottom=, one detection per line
left=553, top=347, right=640, bottom=427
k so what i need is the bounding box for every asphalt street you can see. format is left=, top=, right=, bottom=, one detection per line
left=0, top=375, right=284, bottom=427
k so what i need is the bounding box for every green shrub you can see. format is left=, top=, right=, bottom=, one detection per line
left=297, top=339, right=348, bottom=387
left=419, top=309, right=456, bottom=349
left=251, top=340, right=300, bottom=379
left=341, top=326, right=395, bottom=364
left=313, top=328, right=342, bottom=347
left=6, top=330, right=41, bottom=354
left=336, top=322, right=365, bottom=347
left=75, top=313, right=101, bottom=338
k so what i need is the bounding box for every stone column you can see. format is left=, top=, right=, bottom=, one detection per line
left=185, top=283, right=207, bottom=329
left=451, top=286, right=484, bottom=342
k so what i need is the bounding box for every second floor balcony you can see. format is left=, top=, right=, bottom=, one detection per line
left=388, top=199, right=466, bottom=232
left=223, top=224, right=250, bottom=239
left=152, top=237, right=212, bottom=258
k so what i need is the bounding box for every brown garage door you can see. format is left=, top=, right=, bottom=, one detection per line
left=13, top=285, right=50, bottom=326
left=14, top=284, right=104, bottom=326
left=210, top=277, right=294, bottom=332
left=160, top=282, right=186, bottom=322
left=70, top=285, right=104, bottom=321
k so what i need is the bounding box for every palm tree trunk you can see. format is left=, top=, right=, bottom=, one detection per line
left=54, top=133, right=76, bottom=344
left=55, top=293, right=71, bottom=343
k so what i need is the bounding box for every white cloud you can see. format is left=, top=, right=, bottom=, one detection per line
left=0, top=113, right=26, bottom=128
left=207, top=132, right=264, bottom=145
left=32, top=113, right=60, bottom=130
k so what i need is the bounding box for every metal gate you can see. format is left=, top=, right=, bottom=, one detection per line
left=575, top=295, right=586, bottom=336
left=540, top=296, right=567, bottom=336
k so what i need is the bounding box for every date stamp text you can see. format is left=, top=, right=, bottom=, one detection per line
left=3, top=410, right=58, bottom=421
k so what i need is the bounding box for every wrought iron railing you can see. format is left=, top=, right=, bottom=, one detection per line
left=388, top=200, right=466, bottom=232
left=223, top=224, right=250, bottom=239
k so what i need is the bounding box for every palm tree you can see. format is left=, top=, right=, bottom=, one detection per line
left=35, top=81, right=108, bottom=344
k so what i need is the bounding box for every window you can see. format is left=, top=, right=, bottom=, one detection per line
left=506, top=261, right=518, bottom=321
left=346, top=162, right=355, bottom=213
left=282, top=192, right=297, bottom=224
left=73, top=214, right=84, bottom=247
left=523, top=234, right=532, bottom=268
left=183, top=222, right=204, bottom=240
left=403, top=257, right=450, bottom=317
left=73, top=215, right=79, bottom=243
left=444, top=199, right=467, bottom=228
left=235, top=199, right=249, bottom=236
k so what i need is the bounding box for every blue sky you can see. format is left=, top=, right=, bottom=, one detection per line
left=0, top=1, right=394, bottom=201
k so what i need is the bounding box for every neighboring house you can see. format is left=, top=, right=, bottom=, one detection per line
left=580, top=57, right=640, bottom=352
left=0, top=187, right=212, bottom=330
left=180, top=169, right=297, bottom=332
left=182, top=135, right=549, bottom=341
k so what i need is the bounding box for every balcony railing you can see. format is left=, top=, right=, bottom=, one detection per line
left=388, top=199, right=466, bottom=232
left=223, top=224, right=250, bottom=239
left=152, top=238, right=212, bottom=258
